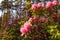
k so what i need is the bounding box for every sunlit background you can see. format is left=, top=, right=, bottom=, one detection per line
left=0, top=0, right=4, bottom=17
left=0, top=0, right=60, bottom=17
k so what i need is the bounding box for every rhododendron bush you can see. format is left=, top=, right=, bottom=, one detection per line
left=20, top=0, right=60, bottom=40
left=0, top=0, right=60, bottom=40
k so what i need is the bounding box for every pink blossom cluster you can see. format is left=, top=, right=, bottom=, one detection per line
left=31, top=0, right=58, bottom=11
left=8, top=22, right=16, bottom=27
left=29, top=13, right=57, bottom=23
left=40, top=18, right=48, bottom=23
left=31, top=3, right=42, bottom=11
left=46, top=0, right=58, bottom=8
left=51, top=13, right=58, bottom=19
left=14, top=18, right=20, bottom=21
left=29, top=17, right=48, bottom=23
left=46, top=1, right=52, bottom=8
left=29, top=16, right=38, bottom=23
left=20, top=23, right=32, bottom=35
left=29, top=17, right=40, bottom=23
left=20, top=0, right=59, bottom=39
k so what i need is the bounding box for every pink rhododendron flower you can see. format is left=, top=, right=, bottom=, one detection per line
left=40, top=18, right=48, bottom=23
left=46, top=1, right=52, bottom=8
left=20, top=27, right=28, bottom=35
left=12, top=24, right=16, bottom=26
left=24, top=23, right=32, bottom=31
left=52, top=13, right=58, bottom=19
left=54, top=0, right=58, bottom=1
left=53, top=0, right=58, bottom=6
left=31, top=4, right=37, bottom=11
left=37, top=3, right=42, bottom=8
left=29, top=17, right=34, bottom=22
left=14, top=18, right=20, bottom=21
left=8, top=22, right=13, bottom=26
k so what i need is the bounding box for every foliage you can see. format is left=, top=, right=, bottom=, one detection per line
left=0, top=0, right=60, bottom=40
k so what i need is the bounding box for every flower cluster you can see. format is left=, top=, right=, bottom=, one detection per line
left=14, top=18, right=20, bottom=21
left=31, top=0, right=58, bottom=11
left=51, top=13, right=58, bottom=19
left=29, top=17, right=49, bottom=23
left=31, top=3, right=42, bottom=11
left=20, top=0, right=59, bottom=40
left=7, top=22, right=16, bottom=27
left=20, top=22, right=32, bottom=35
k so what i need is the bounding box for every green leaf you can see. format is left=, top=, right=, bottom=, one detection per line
left=48, top=25, right=57, bottom=29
